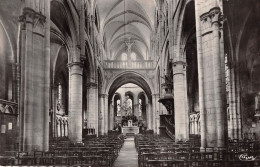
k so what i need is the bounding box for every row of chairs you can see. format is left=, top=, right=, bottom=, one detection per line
left=135, top=134, right=260, bottom=167
left=0, top=134, right=124, bottom=166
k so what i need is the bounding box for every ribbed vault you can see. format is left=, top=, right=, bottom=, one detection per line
left=96, top=0, right=156, bottom=60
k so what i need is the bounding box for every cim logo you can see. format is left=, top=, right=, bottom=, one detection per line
left=239, top=153, right=257, bottom=161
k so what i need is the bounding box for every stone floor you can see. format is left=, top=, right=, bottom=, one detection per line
left=113, top=137, right=138, bottom=167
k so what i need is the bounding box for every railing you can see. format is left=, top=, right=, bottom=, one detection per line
left=164, top=116, right=175, bottom=140
left=160, top=115, right=175, bottom=140
left=0, top=99, right=17, bottom=114
left=0, top=99, right=18, bottom=152
left=104, top=60, right=154, bottom=69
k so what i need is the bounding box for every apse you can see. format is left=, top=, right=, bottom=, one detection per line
left=110, top=83, right=149, bottom=131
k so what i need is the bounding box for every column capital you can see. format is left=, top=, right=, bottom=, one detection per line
left=86, top=82, right=97, bottom=89
left=158, top=14, right=163, bottom=22
left=172, top=61, right=186, bottom=76
left=172, top=61, right=186, bottom=67
left=67, top=62, right=83, bottom=68
left=80, top=54, right=87, bottom=62
left=99, top=94, right=108, bottom=98
left=200, top=7, right=223, bottom=28
left=152, top=93, right=160, bottom=97
left=209, top=7, right=221, bottom=24
left=19, top=7, right=46, bottom=26
left=91, top=15, right=96, bottom=22
left=87, top=14, right=91, bottom=20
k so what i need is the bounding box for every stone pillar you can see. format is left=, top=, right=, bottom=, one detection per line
left=86, top=82, right=98, bottom=135
left=146, top=103, right=150, bottom=129
left=172, top=61, right=189, bottom=141
left=155, top=95, right=160, bottom=134
left=64, top=121, right=67, bottom=137
left=149, top=102, right=153, bottom=130
left=211, top=8, right=225, bottom=147
left=19, top=1, right=50, bottom=152
left=99, top=94, right=104, bottom=135
left=194, top=118, right=198, bottom=135
left=152, top=94, right=160, bottom=134
left=57, top=83, right=65, bottom=114
left=60, top=121, right=63, bottom=137
left=194, top=0, right=206, bottom=148
left=52, top=85, right=58, bottom=138
left=229, top=66, right=241, bottom=139
left=91, top=15, right=95, bottom=45
left=68, top=62, right=83, bottom=143
left=87, top=15, right=91, bottom=36
left=80, top=0, right=85, bottom=62
left=152, top=95, right=156, bottom=132
left=100, top=94, right=108, bottom=135
left=109, top=101, right=114, bottom=130
left=134, top=103, right=139, bottom=118
left=195, top=0, right=226, bottom=148
left=43, top=0, right=51, bottom=149
left=57, top=121, right=60, bottom=137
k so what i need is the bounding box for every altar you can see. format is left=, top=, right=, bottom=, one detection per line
left=122, top=120, right=139, bottom=135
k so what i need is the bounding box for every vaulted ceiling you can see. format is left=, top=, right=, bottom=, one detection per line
left=96, top=0, right=157, bottom=60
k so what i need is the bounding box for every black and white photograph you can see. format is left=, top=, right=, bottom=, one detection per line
left=0, top=0, right=260, bottom=166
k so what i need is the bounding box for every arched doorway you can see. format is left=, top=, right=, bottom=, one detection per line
left=106, top=72, right=154, bottom=133
left=53, top=46, right=69, bottom=139
left=0, top=21, right=17, bottom=152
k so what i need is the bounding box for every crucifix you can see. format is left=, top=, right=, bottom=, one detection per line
left=125, top=37, right=135, bottom=67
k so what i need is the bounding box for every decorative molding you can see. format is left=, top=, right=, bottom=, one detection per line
left=152, top=93, right=160, bottom=97
left=172, top=61, right=186, bottom=67
left=200, top=7, right=223, bottom=32
left=86, top=82, right=97, bottom=89
left=80, top=54, right=87, bottom=62
left=87, top=14, right=91, bottom=20
left=91, top=15, right=96, bottom=22
left=19, top=7, right=46, bottom=28
left=209, top=7, right=221, bottom=24
left=67, top=62, right=84, bottom=68
left=99, top=94, right=108, bottom=98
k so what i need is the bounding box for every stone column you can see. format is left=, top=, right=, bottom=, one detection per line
left=109, top=101, right=114, bottom=130
left=57, top=121, right=60, bottom=137
left=194, top=0, right=206, bottom=148
left=80, top=0, right=85, bottom=62
left=148, top=102, right=152, bottom=130
left=194, top=118, right=198, bottom=134
left=152, top=94, right=157, bottom=133
left=229, top=66, right=241, bottom=139
left=195, top=0, right=226, bottom=148
left=146, top=101, right=149, bottom=129
left=99, top=94, right=104, bottom=135
left=100, top=94, right=108, bottom=135
left=68, top=62, right=83, bottom=143
left=53, top=85, right=58, bottom=138
left=155, top=95, right=160, bottom=134
left=172, top=61, right=189, bottom=141
left=87, top=15, right=91, bottom=36
left=91, top=15, right=95, bottom=45
left=134, top=96, right=139, bottom=118
left=104, top=95, right=108, bottom=134
left=19, top=1, right=50, bottom=151
left=152, top=94, right=160, bottom=134
left=60, top=121, right=63, bottom=137
left=210, top=8, right=225, bottom=147
left=86, top=82, right=98, bottom=135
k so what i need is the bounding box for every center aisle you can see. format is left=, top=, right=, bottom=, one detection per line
left=113, top=137, right=138, bottom=167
